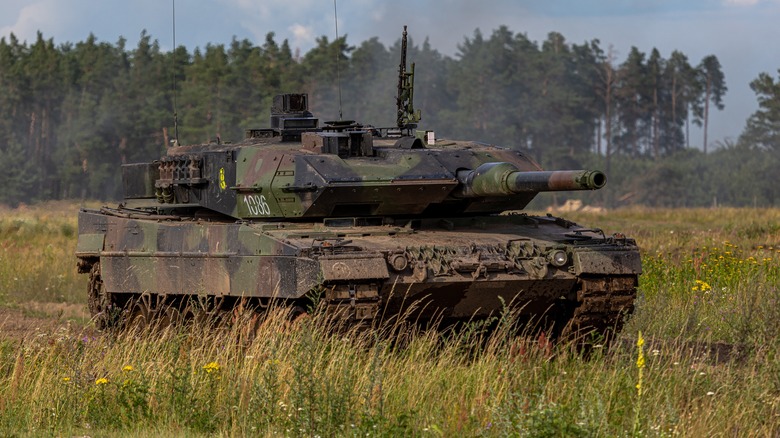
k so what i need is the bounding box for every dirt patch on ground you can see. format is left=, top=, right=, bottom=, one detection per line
left=0, top=302, right=97, bottom=343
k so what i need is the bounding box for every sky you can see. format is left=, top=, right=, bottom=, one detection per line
left=2, top=0, right=779, bottom=149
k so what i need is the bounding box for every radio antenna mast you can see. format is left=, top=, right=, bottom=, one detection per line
left=333, top=0, right=343, bottom=120
left=171, top=0, right=180, bottom=145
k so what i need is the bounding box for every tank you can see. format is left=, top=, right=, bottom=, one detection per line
left=76, top=28, right=641, bottom=343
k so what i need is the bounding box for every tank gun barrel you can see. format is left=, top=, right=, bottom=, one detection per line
left=455, top=162, right=606, bottom=198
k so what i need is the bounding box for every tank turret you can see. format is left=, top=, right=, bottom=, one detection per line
left=76, top=27, right=640, bottom=348
left=119, top=105, right=607, bottom=221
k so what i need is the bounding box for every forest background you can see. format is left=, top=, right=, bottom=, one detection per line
left=1, top=27, right=779, bottom=208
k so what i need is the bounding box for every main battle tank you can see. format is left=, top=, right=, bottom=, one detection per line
left=76, top=28, right=640, bottom=342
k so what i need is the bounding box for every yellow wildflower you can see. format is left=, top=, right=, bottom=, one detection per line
left=62, top=377, right=71, bottom=382
left=122, top=365, right=134, bottom=372
left=95, top=377, right=109, bottom=385
left=692, top=279, right=711, bottom=292
left=636, top=331, right=645, bottom=397
left=203, top=362, right=220, bottom=373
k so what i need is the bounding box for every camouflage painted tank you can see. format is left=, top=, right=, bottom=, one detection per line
left=76, top=28, right=640, bottom=341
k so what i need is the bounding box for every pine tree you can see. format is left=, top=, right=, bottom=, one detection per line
left=695, top=55, right=727, bottom=153
left=741, top=70, right=780, bottom=150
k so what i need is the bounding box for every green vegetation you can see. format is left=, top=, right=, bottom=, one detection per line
left=0, top=202, right=86, bottom=305
left=10, top=26, right=780, bottom=208
left=0, top=205, right=779, bottom=435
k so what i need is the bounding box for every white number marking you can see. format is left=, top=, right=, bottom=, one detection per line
left=243, top=195, right=271, bottom=216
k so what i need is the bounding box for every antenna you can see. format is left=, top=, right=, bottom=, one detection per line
left=333, top=0, right=343, bottom=120
left=171, top=0, right=180, bottom=146
left=396, top=26, right=420, bottom=130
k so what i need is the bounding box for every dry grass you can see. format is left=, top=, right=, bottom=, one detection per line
left=0, top=201, right=90, bottom=305
left=0, top=204, right=779, bottom=435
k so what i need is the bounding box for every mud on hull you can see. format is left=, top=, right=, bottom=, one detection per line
left=77, top=208, right=640, bottom=340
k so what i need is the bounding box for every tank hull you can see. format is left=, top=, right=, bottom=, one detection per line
left=77, top=208, right=640, bottom=337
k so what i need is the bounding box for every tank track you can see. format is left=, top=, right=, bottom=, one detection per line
left=85, top=260, right=383, bottom=330
left=560, top=275, right=638, bottom=344
left=85, top=258, right=636, bottom=346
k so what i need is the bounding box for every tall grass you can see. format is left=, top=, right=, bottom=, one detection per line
left=0, top=205, right=779, bottom=435
left=0, top=202, right=87, bottom=305
left=1, top=306, right=778, bottom=436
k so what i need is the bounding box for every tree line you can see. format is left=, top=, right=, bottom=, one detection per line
left=0, top=26, right=778, bottom=207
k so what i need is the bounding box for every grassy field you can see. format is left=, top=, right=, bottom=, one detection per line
left=0, top=202, right=86, bottom=307
left=1, top=203, right=779, bottom=436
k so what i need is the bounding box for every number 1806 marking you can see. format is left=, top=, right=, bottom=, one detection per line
left=243, top=195, right=271, bottom=216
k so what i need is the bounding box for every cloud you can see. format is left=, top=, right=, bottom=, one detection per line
left=0, top=0, right=163, bottom=47
left=289, top=23, right=315, bottom=48
left=219, top=0, right=324, bottom=48
left=724, top=0, right=760, bottom=5
left=723, top=0, right=780, bottom=5
left=0, top=0, right=72, bottom=42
